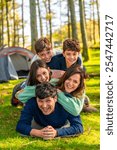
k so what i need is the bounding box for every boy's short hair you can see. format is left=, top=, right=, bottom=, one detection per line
left=63, top=39, right=80, bottom=52
left=35, top=83, right=57, bottom=99
left=35, top=37, right=52, bottom=53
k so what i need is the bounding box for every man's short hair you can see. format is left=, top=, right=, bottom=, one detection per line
left=35, top=83, right=57, bottom=99
left=35, top=37, right=52, bottom=53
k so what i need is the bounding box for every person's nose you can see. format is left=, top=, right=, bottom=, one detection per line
left=42, top=101, right=47, bottom=108
left=68, top=80, right=73, bottom=87
left=41, top=75, right=46, bottom=81
left=70, top=55, right=74, bottom=59
left=45, top=53, right=49, bottom=59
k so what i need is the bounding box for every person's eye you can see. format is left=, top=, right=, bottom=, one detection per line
left=74, top=80, right=78, bottom=84
left=66, top=53, right=70, bottom=56
left=36, top=74, right=41, bottom=78
left=38, top=100, right=43, bottom=104
left=43, top=72, right=47, bottom=75
left=67, top=78, right=71, bottom=81
left=47, top=100, right=51, bottom=103
left=47, top=51, right=50, bottom=54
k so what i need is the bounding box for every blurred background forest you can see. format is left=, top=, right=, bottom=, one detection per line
left=0, top=0, right=100, bottom=62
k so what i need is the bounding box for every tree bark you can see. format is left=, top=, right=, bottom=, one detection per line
left=79, top=0, right=89, bottom=61
left=21, top=0, right=25, bottom=47
left=68, top=0, right=78, bottom=39
left=29, top=0, right=38, bottom=51
left=37, top=0, right=43, bottom=37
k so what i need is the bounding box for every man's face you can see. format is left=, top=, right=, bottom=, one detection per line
left=38, top=49, right=53, bottom=63
left=63, top=50, right=79, bottom=67
left=37, top=96, right=57, bottom=115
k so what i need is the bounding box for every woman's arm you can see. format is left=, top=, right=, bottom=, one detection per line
left=15, top=78, right=58, bottom=103
left=15, top=86, right=36, bottom=103
left=57, top=91, right=85, bottom=116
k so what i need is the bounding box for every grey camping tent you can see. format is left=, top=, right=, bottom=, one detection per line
left=0, top=47, right=34, bottom=83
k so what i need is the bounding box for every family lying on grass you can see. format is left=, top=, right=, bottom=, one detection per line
left=11, top=37, right=97, bottom=139
left=12, top=37, right=97, bottom=112
left=16, top=64, right=86, bottom=139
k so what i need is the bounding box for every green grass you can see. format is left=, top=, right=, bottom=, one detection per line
left=0, top=49, right=100, bottom=150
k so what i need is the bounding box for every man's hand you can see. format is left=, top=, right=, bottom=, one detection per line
left=42, top=126, right=57, bottom=140
left=30, top=126, right=57, bottom=140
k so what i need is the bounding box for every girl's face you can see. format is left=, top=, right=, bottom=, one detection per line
left=64, top=74, right=80, bottom=93
left=36, top=67, right=50, bottom=83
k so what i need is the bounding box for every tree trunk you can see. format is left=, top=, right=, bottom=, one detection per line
left=37, top=0, right=43, bottom=37
left=43, top=0, right=49, bottom=36
left=79, top=0, right=89, bottom=61
left=67, top=1, right=71, bottom=38
left=21, top=0, right=25, bottom=47
left=68, top=0, right=78, bottom=39
left=96, top=0, right=100, bottom=38
left=13, top=0, right=16, bottom=46
left=48, top=0, right=52, bottom=43
left=1, top=0, right=4, bottom=46
left=92, top=0, right=96, bottom=44
left=89, top=0, right=92, bottom=42
left=83, top=0, right=87, bottom=30
left=29, top=0, right=38, bottom=51
left=6, top=0, right=10, bottom=46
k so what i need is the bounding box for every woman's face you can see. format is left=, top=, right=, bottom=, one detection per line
left=64, top=74, right=80, bottom=93
left=36, top=67, right=50, bottom=83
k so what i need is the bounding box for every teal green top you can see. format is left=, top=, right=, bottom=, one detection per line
left=16, top=78, right=85, bottom=116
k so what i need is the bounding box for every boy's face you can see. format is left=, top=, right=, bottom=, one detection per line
left=36, top=96, right=57, bottom=115
left=37, top=49, right=53, bottom=63
left=63, top=50, right=79, bottom=67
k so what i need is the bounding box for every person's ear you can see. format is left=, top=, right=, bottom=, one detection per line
left=63, top=52, right=65, bottom=57
left=36, top=97, right=39, bottom=103
left=37, top=52, right=40, bottom=57
left=54, top=96, right=57, bottom=102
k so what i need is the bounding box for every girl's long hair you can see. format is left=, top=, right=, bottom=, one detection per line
left=27, top=59, right=51, bottom=86
left=57, top=64, right=88, bottom=96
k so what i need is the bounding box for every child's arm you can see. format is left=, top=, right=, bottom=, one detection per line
left=15, top=86, right=36, bottom=103
left=57, top=90, right=85, bottom=116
